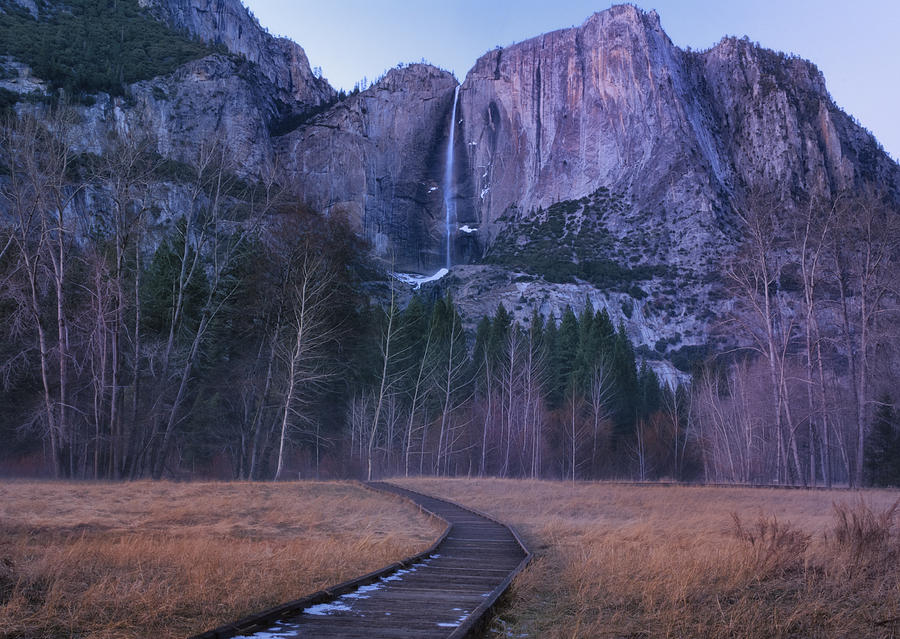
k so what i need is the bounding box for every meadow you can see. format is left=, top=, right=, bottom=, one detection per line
left=0, top=481, right=440, bottom=639
left=398, top=478, right=900, bottom=639
left=2, top=479, right=898, bottom=638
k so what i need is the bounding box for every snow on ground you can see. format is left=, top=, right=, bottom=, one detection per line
left=459, top=225, right=477, bottom=233
left=392, top=268, right=449, bottom=290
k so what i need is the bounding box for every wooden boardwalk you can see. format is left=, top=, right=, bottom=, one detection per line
left=191, top=482, right=531, bottom=639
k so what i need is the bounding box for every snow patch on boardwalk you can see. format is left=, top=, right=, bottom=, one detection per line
left=436, top=609, right=471, bottom=628
left=233, top=620, right=297, bottom=638
left=234, top=556, right=439, bottom=636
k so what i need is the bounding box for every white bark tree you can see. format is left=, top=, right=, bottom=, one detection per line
left=829, top=193, right=899, bottom=486
left=0, top=108, right=82, bottom=476
left=273, top=247, right=338, bottom=480
left=148, top=140, right=278, bottom=478
left=726, top=192, right=802, bottom=483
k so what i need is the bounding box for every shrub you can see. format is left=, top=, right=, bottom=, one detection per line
left=830, top=499, right=899, bottom=564
left=0, top=86, right=18, bottom=113
left=485, top=188, right=671, bottom=293
left=731, top=513, right=811, bottom=579
left=669, top=343, right=712, bottom=373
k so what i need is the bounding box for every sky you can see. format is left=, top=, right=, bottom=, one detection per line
left=243, top=1, right=900, bottom=161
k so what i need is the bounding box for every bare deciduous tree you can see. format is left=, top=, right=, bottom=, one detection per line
left=829, top=193, right=899, bottom=486
left=726, top=192, right=802, bottom=483
left=0, top=108, right=82, bottom=476
left=147, top=140, right=278, bottom=478
left=273, top=245, right=338, bottom=480
left=367, top=278, right=404, bottom=481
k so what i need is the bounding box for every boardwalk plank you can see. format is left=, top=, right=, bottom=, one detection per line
left=191, top=482, right=530, bottom=639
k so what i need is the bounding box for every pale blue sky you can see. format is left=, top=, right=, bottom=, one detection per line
left=243, top=1, right=900, bottom=160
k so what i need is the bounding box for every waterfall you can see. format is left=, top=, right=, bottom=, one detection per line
left=443, top=85, right=460, bottom=269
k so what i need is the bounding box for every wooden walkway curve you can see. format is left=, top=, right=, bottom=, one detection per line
left=191, top=481, right=531, bottom=639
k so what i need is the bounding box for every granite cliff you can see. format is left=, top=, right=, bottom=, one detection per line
left=282, top=5, right=897, bottom=274
left=458, top=5, right=896, bottom=260
left=138, top=0, right=334, bottom=106
left=276, top=64, right=465, bottom=270
left=2, top=0, right=898, bottom=379
left=275, top=4, right=897, bottom=380
left=1, top=0, right=332, bottom=174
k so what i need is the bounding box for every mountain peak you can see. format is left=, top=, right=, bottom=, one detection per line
left=375, top=63, right=456, bottom=92
left=585, top=4, right=658, bottom=24
left=580, top=4, right=664, bottom=34
left=140, top=0, right=334, bottom=106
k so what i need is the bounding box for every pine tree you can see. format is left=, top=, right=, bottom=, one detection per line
left=141, top=222, right=209, bottom=341
left=528, top=308, right=545, bottom=351
left=575, top=299, right=596, bottom=387
left=470, top=315, right=492, bottom=390
left=611, top=322, right=639, bottom=433
left=488, top=303, right=511, bottom=367
left=556, top=306, right=580, bottom=398
left=594, top=308, right=616, bottom=367
left=397, top=294, right=430, bottom=393
left=638, top=363, right=662, bottom=420
left=865, top=397, right=900, bottom=486
left=542, top=316, right=560, bottom=408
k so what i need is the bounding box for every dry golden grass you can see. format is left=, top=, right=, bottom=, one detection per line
left=397, top=478, right=900, bottom=638
left=0, top=481, right=441, bottom=639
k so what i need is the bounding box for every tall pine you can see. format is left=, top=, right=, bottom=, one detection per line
left=865, top=397, right=900, bottom=486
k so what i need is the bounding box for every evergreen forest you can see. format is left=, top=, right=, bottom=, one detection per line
left=0, top=0, right=218, bottom=99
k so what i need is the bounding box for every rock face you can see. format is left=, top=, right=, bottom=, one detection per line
left=73, top=55, right=281, bottom=173
left=138, top=0, right=334, bottom=106
left=277, top=64, right=464, bottom=270
left=698, top=36, right=897, bottom=199
left=5, top=1, right=899, bottom=372
left=12, top=0, right=330, bottom=177
left=462, top=8, right=717, bottom=237
left=272, top=4, right=899, bottom=284
left=458, top=4, right=898, bottom=263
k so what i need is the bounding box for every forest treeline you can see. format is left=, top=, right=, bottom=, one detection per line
left=695, top=190, right=900, bottom=488
left=0, top=107, right=898, bottom=486
left=351, top=293, right=679, bottom=482
left=0, top=0, right=219, bottom=100
left=0, top=108, right=674, bottom=482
